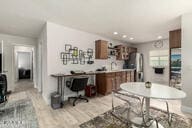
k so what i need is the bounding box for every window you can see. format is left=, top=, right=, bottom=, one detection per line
left=149, top=50, right=169, bottom=67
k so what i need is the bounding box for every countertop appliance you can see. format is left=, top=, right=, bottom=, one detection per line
left=124, top=53, right=144, bottom=82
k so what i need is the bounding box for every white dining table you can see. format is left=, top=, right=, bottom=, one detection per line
left=120, top=82, right=186, bottom=128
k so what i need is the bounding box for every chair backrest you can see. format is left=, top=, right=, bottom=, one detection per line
left=0, top=74, right=7, bottom=103
left=112, top=78, right=144, bottom=114
left=70, top=77, right=88, bottom=92
left=112, top=89, right=147, bottom=125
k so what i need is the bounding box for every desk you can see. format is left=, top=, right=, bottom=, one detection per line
left=120, top=82, right=186, bottom=128
left=51, top=69, right=135, bottom=106
left=51, top=74, right=66, bottom=105
left=51, top=72, right=96, bottom=106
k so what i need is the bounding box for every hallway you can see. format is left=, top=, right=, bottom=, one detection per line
left=14, top=80, right=34, bottom=93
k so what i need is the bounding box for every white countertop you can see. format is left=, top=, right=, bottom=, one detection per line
left=94, top=69, right=136, bottom=74
left=51, top=69, right=136, bottom=77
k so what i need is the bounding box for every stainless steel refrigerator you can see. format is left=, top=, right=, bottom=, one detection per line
left=124, top=53, right=144, bottom=82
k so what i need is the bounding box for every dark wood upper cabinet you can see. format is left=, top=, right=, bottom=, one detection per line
left=128, top=47, right=137, bottom=53
left=169, top=29, right=181, bottom=48
left=95, top=40, right=108, bottom=59
left=115, top=45, right=137, bottom=60
left=115, top=45, right=127, bottom=60
left=95, top=40, right=137, bottom=60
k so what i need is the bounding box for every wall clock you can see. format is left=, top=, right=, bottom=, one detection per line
left=153, top=40, right=163, bottom=48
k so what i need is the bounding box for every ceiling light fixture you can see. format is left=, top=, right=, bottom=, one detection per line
left=113, top=32, right=118, bottom=35
left=157, top=36, right=162, bottom=39
left=129, top=37, right=134, bottom=40
left=122, top=35, right=127, bottom=38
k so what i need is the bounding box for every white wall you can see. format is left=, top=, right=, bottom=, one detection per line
left=18, top=52, right=31, bottom=69
left=41, top=22, right=130, bottom=104
left=37, top=25, right=47, bottom=94
left=181, top=13, right=192, bottom=113
left=134, top=40, right=170, bottom=85
left=0, top=33, right=37, bottom=91
left=37, top=42, right=42, bottom=93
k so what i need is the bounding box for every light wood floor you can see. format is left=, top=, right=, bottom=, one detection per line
left=8, top=81, right=192, bottom=128
left=14, top=79, right=34, bottom=93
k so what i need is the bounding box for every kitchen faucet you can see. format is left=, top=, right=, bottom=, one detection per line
left=111, top=62, right=117, bottom=70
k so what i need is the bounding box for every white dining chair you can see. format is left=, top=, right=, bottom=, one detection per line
left=111, top=79, right=159, bottom=127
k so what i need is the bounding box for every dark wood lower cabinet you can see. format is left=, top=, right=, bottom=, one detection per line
left=121, top=71, right=127, bottom=83
left=96, top=73, right=115, bottom=95
left=130, top=70, right=135, bottom=82
left=105, top=73, right=115, bottom=94
left=96, top=71, right=135, bottom=95
left=115, top=72, right=122, bottom=90
left=126, top=71, right=131, bottom=82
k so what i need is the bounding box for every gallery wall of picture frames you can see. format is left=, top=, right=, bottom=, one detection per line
left=60, top=44, right=94, bottom=65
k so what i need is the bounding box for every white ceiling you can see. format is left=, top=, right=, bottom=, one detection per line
left=0, top=0, right=192, bottom=43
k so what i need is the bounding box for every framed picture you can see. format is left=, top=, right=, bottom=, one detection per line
left=60, top=52, right=65, bottom=59
left=87, top=48, right=93, bottom=57
left=65, top=44, right=72, bottom=52
left=72, top=56, right=78, bottom=64
left=72, top=47, right=78, bottom=57
left=62, top=54, right=68, bottom=65
left=80, top=56, right=85, bottom=65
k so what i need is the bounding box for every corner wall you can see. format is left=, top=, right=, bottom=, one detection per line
left=181, top=13, right=192, bottom=114
left=42, top=22, right=130, bottom=104
left=0, top=33, right=37, bottom=91
left=134, top=40, right=170, bottom=85
left=37, top=25, right=47, bottom=100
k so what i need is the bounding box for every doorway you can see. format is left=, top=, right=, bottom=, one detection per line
left=17, top=52, right=33, bottom=80
left=14, top=46, right=35, bottom=92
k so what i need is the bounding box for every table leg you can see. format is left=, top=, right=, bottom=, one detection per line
left=57, top=76, right=64, bottom=107
left=143, top=97, right=164, bottom=128
left=145, top=97, right=150, bottom=120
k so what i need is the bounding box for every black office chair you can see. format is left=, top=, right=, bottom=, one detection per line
left=0, top=74, right=9, bottom=113
left=68, top=77, right=89, bottom=106
left=0, top=75, right=7, bottom=104
left=0, top=74, right=11, bottom=96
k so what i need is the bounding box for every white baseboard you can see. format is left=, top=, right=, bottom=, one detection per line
left=181, top=105, right=192, bottom=114
left=42, top=93, right=50, bottom=105
left=34, top=84, right=37, bottom=89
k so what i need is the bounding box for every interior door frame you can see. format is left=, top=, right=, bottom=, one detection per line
left=16, top=51, right=33, bottom=81
left=13, top=45, right=36, bottom=87
left=1, top=40, right=3, bottom=73
left=38, top=42, right=43, bottom=93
